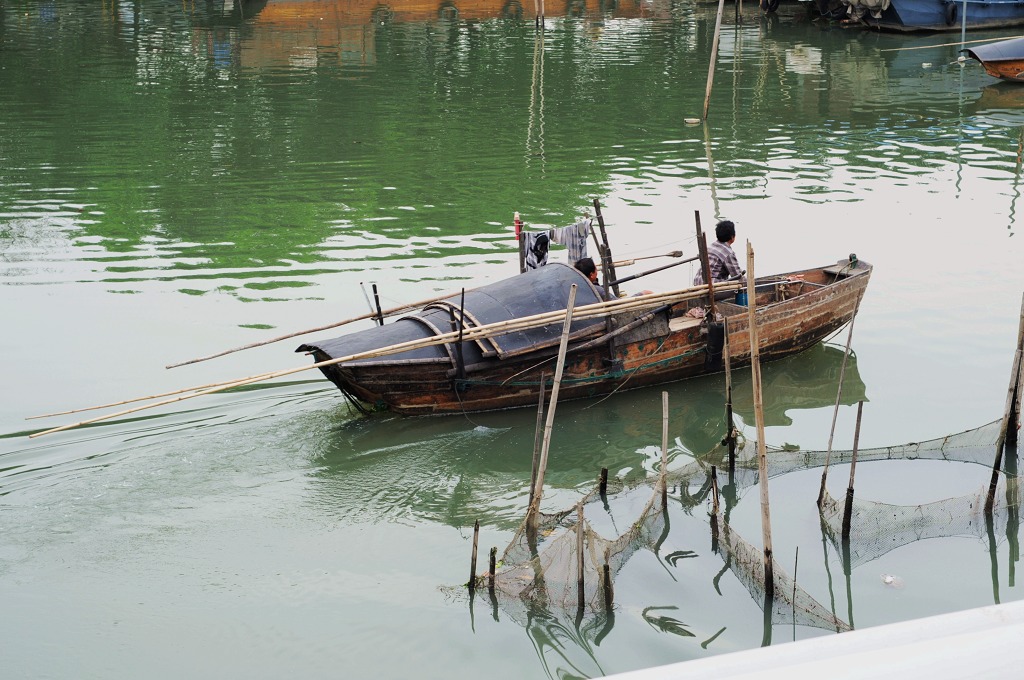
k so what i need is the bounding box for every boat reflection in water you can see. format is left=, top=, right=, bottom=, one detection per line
left=192, top=0, right=666, bottom=71
left=310, top=340, right=868, bottom=526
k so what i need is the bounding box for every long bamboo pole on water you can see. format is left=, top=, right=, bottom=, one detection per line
left=30, top=281, right=739, bottom=427
left=746, top=241, right=774, bottom=598
left=165, top=289, right=465, bottom=369
left=878, top=35, right=1023, bottom=52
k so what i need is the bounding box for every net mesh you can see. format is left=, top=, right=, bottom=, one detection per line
left=457, top=418, right=1015, bottom=638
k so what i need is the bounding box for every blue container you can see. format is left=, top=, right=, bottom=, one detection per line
left=735, top=290, right=748, bottom=306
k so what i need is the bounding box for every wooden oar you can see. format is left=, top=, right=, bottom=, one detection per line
left=165, top=289, right=464, bottom=369
left=29, top=280, right=740, bottom=437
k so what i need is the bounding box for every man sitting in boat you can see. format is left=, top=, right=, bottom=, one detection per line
left=693, top=220, right=744, bottom=285
left=574, top=257, right=609, bottom=300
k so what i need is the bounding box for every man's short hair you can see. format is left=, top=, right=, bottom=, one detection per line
left=715, top=220, right=736, bottom=243
left=575, top=257, right=597, bottom=277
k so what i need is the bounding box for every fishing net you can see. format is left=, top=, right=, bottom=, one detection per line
left=818, top=478, right=1019, bottom=570
left=456, top=419, right=1013, bottom=640
left=810, top=419, right=1021, bottom=570
left=490, top=471, right=667, bottom=619
left=714, top=516, right=851, bottom=632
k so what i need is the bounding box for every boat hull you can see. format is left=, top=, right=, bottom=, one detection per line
left=299, top=260, right=872, bottom=416
left=966, top=37, right=1024, bottom=82
left=844, top=0, right=1024, bottom=32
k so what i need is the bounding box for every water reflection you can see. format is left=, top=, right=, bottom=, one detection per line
left=309, top=341, right=866, bottom=524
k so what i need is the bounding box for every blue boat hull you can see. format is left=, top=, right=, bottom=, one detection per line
left=845, top=0, right=1024, bottom=31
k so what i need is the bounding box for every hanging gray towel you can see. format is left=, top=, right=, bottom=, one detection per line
left=550, top=218, right=590, bottom=263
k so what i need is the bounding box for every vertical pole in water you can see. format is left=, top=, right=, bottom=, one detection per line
left=488, top=547, right=497, bottom=595
left=723, top=317, right=736, bottom=471
left=987, top=295, right=1024, bottom=513
left=818, top=306, right=860, bottom=507
left=661, top=391, right=670, bottom=506
left=529, top=286, right=579, bottom=527
left=603, top=554, right=613, bottom=612
left=746, top=242, right=774, bottom=599
left=694, top=211, right=717, bottom=317
left=842, top=401, right=864, bottom=540
left=528, top=373, right=546, bottom=511
left=960, top=0, right=967, bottom=47
left=702, top=0, right=727, bottom=121
left=577, top=502, right=586, bottom=612
left=710, top=465, right=721, bottom=552
left=468, top=519, right=480, bottom=591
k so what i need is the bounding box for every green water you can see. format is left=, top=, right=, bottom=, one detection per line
left=2, top=1, right=1023, bottom=678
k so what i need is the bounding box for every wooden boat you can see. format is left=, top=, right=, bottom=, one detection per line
left=840, top=0, right=1024, bottom=32
left=965, top=37, right=1024, bottom=82
left=296, top=257, right=872, bottom=415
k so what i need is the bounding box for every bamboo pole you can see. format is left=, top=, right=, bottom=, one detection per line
left=661, top=391, right=670, bottom=505
left=31, top=281, right=740, bottom=429
left=694, top=211, right=717, bottom=318
left=746, top=242, right=774, bottom=598
left=878, top=34, right=1024, bottom=52
left=603, top=552, right=613, bottom=611
left=576, top=501, right=586, bottom=612
left=987, top=346, right=1023, bottom=513
left=468, top=519, right=480, bottom=591
left=817, top=305, right=860, bottom=507
left=165, top=289, right=463, bottom=369
left=723, top=317, right=736, bottom=471
left=528, top=285, right=579, bottom=526
left=592, top=199, right=620, bottom=298
left=986, top=295, right=1024, bottom=512
left=528, top=372, right=546, bottom=511
left=702, top=0, right=727, bottom=120
left=841, top=401, right=865, bottom=540
left=488, top=547, right=497, bottom=594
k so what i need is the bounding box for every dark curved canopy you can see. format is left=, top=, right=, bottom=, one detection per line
left=296, top=263, right=606, bottom=367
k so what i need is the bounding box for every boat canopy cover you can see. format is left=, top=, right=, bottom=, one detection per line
left=966, top=37, right=1024, bottom=63
left=296, top=263, right=607, bottom=366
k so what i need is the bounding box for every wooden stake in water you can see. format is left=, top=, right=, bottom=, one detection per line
left=468, top=519, right=480, bottom=591
left=528, top=373, right=546, bottom=511
left=723, top=317, right=735, bottom=470
left=576, top=502, right=586, bottom=612
left=818, top=303, right=861, bottom=507
left=746, top=242, right=774, bottom=598
left=987, top=295, right=1024, bottom=513
left=842, top=401, right=865, bottom=540
left=528, top=286, right=579, bottom=527
left=661, top=391, right=670, bottom=505
left=488, top=547, right=497, bottom=594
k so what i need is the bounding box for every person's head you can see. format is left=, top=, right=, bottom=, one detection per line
left=575, top=257, right=598, bottom=283
left=715, top=220, right=736, bottom=244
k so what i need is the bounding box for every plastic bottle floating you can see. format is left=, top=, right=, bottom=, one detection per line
left=880, top=574, right=905, bottom=589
